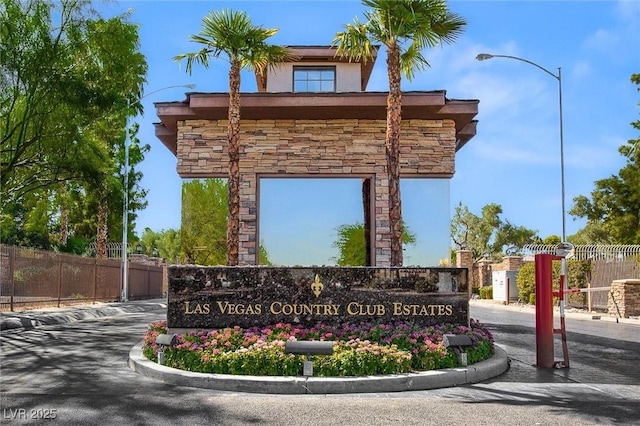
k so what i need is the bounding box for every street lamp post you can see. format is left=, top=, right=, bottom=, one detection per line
left=121, top=83, right=195, bottom=302
left=475, top=53, right=566, bottom=243
left=477, top=54, right=572, bottom=366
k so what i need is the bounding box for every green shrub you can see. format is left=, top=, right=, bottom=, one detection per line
left=478, top=285, right=493, bottom=299
left=517, top=259, right=592, bottom=306
left=517, top=263, right=536, bottom=304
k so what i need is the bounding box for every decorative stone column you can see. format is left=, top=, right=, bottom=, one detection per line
left=608, top=279, right=640, bottom=318
left=374, top=173, right=391, bottom=267
left=503, top=256, right=524, bottom=271
left=239, top=173, right=258, bottom=265
left=456, top=250, right=473, bottom=270
left=477, top=258, right=493, bottom=288
left=456, top=250, right=474, bottom=290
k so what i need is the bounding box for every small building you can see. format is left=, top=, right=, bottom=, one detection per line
left=154, top=46, right=478, bottom=266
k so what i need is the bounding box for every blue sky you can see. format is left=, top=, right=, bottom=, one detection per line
left=100, top=0, right=639, bottom=266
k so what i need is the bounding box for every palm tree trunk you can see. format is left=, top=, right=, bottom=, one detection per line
left=386, top=43, right=403, bottom=266
left=96, top=185, right=108, bottom=259
left=227, top=60, right=241, bottom=266
left=362, top=178, right=371, bottom=266
left=58, top=184, right=69, bottom=247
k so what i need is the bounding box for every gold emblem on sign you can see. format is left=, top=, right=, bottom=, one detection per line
left=311, top=274, right=324, bottom=298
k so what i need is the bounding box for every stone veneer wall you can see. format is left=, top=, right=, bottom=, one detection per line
left=491, top=256, right=525, bottom=272
left=176, top=118, right=457, bottom=266
left=608, top=279, right=640, bottom=318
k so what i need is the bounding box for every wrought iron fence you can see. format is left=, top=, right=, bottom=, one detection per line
left=87, top=242, right=127, bottom=258
left=523, top=244, right=640, bottom=310
left=0, top=245, right=165, bottom=312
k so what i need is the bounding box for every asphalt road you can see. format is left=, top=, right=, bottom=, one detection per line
left=0, top=300, right=638, bottom=425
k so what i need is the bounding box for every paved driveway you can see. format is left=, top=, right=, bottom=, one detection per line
left=1, top=300, right=638, bottom=425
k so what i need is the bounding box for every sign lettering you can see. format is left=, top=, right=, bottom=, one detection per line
left=184, top=301, right=454, bottom=318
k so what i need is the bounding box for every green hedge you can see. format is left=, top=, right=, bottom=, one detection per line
left=478, top=285, right=493, bottom=300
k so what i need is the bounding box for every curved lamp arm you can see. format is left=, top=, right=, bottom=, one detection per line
left=475, top=53, right=566, bottom=242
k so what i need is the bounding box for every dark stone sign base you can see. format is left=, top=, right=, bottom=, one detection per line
left=167, top=266, right=470, bottom=331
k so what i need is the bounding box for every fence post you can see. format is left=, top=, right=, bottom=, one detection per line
left=9, top=246, right=15, bottom=312
left=57, top=256, right=63, bottom=308
left=92, top=257, right=98, bottom=304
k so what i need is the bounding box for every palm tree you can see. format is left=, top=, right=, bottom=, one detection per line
left=175, top=9, right=294, bottom=265
left=333, top=0, right=466, bottom=266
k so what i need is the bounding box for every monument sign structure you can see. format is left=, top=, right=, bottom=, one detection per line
left=154, top=46, right=479, bottom=331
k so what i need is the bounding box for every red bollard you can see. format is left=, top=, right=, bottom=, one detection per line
left=535, top=254, right=555, bottom=368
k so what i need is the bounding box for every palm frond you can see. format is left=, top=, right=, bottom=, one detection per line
left=174, top=8, right=290, bottom=76
left=333, top=19, right=377, bottom=63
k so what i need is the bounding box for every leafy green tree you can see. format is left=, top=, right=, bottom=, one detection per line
left=258, top=243, right=272, bottom=266
left=334, top=0, right=466, bottom=266
left=569, top=74, right=640, bottom=244
left=0, top=191, right=53, bottom=249
left=451, top=202, right=539, bottom=261
left=1, top=0, right=148, bottom=253
left=140, top=227, right=181, bottom=263
left=451, top=203, right=499, bottom=259
left=175, top=9, right=293, bottom=265
left=181, top=178, right=271, bottom=265
left=566, top=223, right=611, bottom=245
left=542, top=235, right=562, bottom=245
left=181, top=178, right=228, bottom=265
left=1, top=1, right=135, bottom=200
left=493, top=222, right=539, bottom=255
left=333, top=222, right=416, bottom=266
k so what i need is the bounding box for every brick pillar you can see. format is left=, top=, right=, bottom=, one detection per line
left=477, top=259, right=493, bottom=288
left=504, top=256, right=524, bottom=271
left=456, top=250, right=473, bottom=269
left=608, top=279, right=640, bottom=318
left=374, top=173, right=391, bottom=266
left=239, top=173, right=257, bottom=265
left=456, top=249, right=474, bottom=290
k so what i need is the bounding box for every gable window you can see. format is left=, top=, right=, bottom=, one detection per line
left=293, top=66, right=336, bottom=92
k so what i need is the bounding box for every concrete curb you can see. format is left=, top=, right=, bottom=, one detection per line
left=0, top=300, right=167, bottom=331
left=128, top=342, right=509, bottom=394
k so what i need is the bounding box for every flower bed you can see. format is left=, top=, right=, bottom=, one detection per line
left=143, top=320, right=494, bottom=377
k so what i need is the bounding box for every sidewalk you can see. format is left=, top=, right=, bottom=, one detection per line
left=469, top=297, right=640, bottom=326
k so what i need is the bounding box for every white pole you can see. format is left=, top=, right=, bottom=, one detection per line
left=476, top=53, right=567, bottom=243
left=122, top=115, right=130, bottom=302
left=121, top=84, right=195, bottom=303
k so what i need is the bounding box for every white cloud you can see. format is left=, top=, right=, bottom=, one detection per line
left=583, top=29, right=619, bottom=53
left=571, top=60, right=593, bottom=80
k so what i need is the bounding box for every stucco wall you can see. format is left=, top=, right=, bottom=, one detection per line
left=268, top=62, right=362, bottom=92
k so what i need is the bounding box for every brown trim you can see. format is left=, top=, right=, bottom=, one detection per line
left=154, top=91, right=478, bottom=154
left=256, top=45, right=379, bottom=92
